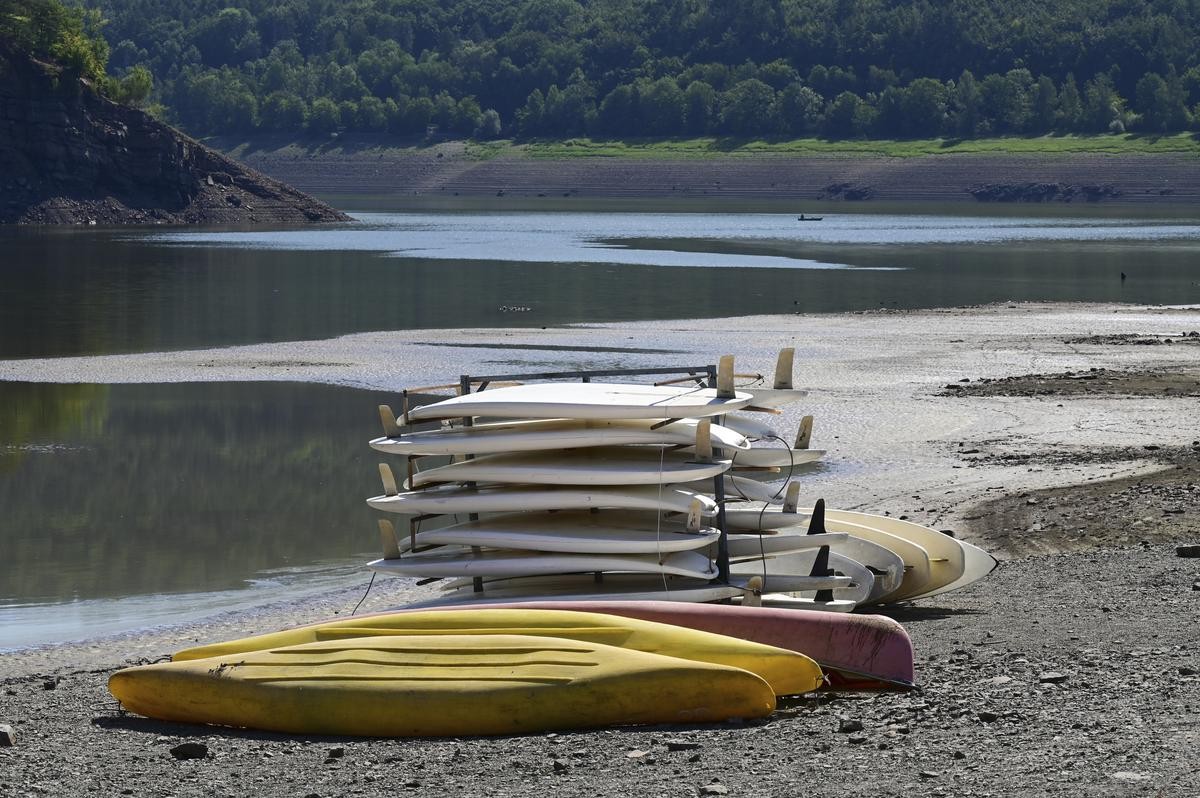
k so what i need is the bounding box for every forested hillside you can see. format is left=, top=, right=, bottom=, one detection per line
left=87, top=0, right=1200, bottom=140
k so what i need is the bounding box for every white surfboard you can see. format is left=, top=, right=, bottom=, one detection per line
left=709, top=512, right=904, bottom=603
left=827, top=537, right=905, bottom=603
left=719, top=532, right=848, bottom=561
left=724, top=492, right=967, bottom=582
left=739, top=387, right=808, bottom=409
left=719, top=414, right=781, bottom=441
left=368, top=548, right=718, bottom=580
left=695, top=475, right=787, bottom=503
left=368, top=484, right=719, bottom=516
left=721, top=502, right=941, bottom=599
left=731, top=549, right=874, bottom=606
left=372, top=418, right=751, bottom=456
left=411, top=511, right=722, bottom=555
left=406, top=448, right=732, bottom=489
left=803, top=508, right=965, bottom=599
left=748, top=594, right=856, bottom=612
left=405, top=575, right=744, bottom=608
left=404, top=383, right=755, bottom=423
left=732, top=448, right=826, bottom=468
left=901, top=537, right=998, bottom=601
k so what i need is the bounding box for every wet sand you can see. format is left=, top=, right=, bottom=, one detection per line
left=3, top=301, right=1200, bottom=795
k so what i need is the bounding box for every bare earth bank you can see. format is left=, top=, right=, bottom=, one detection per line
left=214, top=138, right=1200, bottom=205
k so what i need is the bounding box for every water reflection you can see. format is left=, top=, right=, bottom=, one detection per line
left=0, top=381, right=397, bottom=648
left=2, top=209, right=1199, bottom=360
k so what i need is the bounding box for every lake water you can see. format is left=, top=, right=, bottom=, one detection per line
left=3, top=209, right=1199, bottom=359
left=2, top=206, right=1199, bottom=649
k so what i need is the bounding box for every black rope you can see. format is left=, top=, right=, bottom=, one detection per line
left=351, top=572, right=377, bottom=615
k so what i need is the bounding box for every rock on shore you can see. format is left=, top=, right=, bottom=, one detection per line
left=0, top=43, right=348, bottom=225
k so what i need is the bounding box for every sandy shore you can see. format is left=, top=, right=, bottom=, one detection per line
left=3, top=302, right=1200, bottom=795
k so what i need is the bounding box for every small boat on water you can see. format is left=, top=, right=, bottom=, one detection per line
left=797, top=213, right=824, bottom=221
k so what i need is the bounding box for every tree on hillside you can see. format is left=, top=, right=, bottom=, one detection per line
left=68, top=0, right=1200, bottom=140
left=1, top=0, right=158, bottom=105
left=718, top=78, right=775, bottom=135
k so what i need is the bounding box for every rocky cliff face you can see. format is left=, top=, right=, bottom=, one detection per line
left=0, top=44, right=348, bottom=225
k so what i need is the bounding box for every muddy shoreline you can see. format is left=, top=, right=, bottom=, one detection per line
left=3, top=302, right=1200, bottom=796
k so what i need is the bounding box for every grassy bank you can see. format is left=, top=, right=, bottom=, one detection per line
left=511, top=134, right=1200, bottom=159
left=216, top=133, right=1200, bottom=162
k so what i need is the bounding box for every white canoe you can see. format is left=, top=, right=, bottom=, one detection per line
left=368, top=549, right=718, bottom=580
left=372, top=418, right=750, bottom=456
left=407, top=448, right=731, bottom=489
left=405, top=383, right=755, bottom=422
left=368, top=485, right=719, bottom=516
left=412, top=511, right=722, bottom=555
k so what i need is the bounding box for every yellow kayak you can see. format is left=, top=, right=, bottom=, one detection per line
left=172, top=608, right=823, bottom=696
left=110, top=634, right=775, bottom=736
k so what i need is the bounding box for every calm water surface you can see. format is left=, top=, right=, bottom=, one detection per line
left=0, top=381, right=401, bottom=650
left=3, top=205, right=1199, bottom=647
left=3, top=208, right=1199, bottom=359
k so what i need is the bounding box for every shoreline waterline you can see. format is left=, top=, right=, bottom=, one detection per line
left=2, top=301, right=1198, bottom=658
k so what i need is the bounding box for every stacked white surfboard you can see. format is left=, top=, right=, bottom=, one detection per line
left=363, top=354, right=868, bottom=608
left=363, top=350, right=996, bottom=610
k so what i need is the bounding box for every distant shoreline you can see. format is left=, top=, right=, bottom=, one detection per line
left=212, top=135, right=1200, bottom=206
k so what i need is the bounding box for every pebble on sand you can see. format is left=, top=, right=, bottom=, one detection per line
left=169, top=742, right=209, bottom=760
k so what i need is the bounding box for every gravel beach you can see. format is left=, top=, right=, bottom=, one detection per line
left=3, top=302, right=1199, bottom=796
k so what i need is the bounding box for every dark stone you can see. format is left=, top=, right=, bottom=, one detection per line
left=1175, top=545, right=1200, bottom=558
left=1039, top=672, right=1069, bottom=684
left=0, top=723, right=14, bottom=746
left=169, top=742, right=208, bottom=760
left=837, top=718, right=864, bottom=733
left=978, top=711, right=1000, bottom=723
left=327, top=746, right=345, bottom=759
left=666, top=739, right=702, bottom=751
